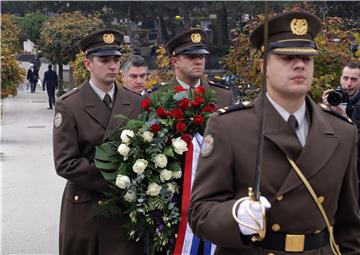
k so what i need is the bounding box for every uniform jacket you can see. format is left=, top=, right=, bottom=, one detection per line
left=160, top=78, right=234, bottom=108
left=43, top=70, right=58, bottom=90
left=189, top=95, right=360, bottom=255
left=53, top=81, right=144, bottom=255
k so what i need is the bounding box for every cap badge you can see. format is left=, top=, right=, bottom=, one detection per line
left=290, top=18, right=308, bottom=35
left=191, top=33, right=202, bottom=43
left=103, top=33, right=115, bottom=44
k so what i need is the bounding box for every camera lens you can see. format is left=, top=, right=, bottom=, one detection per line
left=327, top=91, right=341, bottom=106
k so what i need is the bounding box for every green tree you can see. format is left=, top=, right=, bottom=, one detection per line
left=15, top=11, right=47, bottom=45
left=39, top=11, right=104, bottom=95
left=1, top=14, right=26, bottom=98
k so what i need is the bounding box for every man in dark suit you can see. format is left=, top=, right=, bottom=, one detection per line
left=53, top=29, right=144, bottom=255
left=188, top=11, right=360, bottom=254
left=42, top=64, right=58, bottom=109
left=161, top=28, right=233, bottom=108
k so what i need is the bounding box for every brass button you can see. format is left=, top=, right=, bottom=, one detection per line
left=276, top=195, right=283, bottom=201
left=272, top=224, right=281, bottom=232
left=314, top=229, right=321, bottom=234
left=318, top=196, right=325, bottom=203
left=98, top=200, right=103, bottom=205
left=74, top=195, right=79, bottom=201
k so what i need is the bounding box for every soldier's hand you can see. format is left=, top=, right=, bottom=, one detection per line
left=322, top=89, right=332, bottom=106
left=237, top=196, right=271, bottom=235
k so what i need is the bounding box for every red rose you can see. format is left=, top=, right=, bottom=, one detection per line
left=141, top=98, right=151, bottom=110
left=176, top=122, right=187, bottom=133
left=174, top=86, right=186, bottom=93
left=170, top=109, right=184, bottom=120
left=156, top=107, right=168, bottom=118
left=201, top=103, right=216, bottom=113
left=178, top=98, right=190, bottom=110
left=181, top=134, right=193, bottom=144
left=150, top=123, right=161, bottom=132
left=191, top=95, right=205, bottom=108
left=193, top=115, right=204, bottom=125
left=194, top=86, right=206, bottom=94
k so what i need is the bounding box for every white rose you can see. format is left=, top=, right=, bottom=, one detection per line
left=117, top=143, right=130, bottom=159
left=115, top=174, right=131, bottom=189
left=167, top=183, right=177, bottom=194
left=146, top=182, right=162, bottom=196
left=154, top=154, right=168, bottom=168
left=172, top=137, right=188, bottom=155
left=172, top=170, right=182, bottom=179
left=132, top=159, right=148, bottom=175
left=142, top=131, right=154, bottom=143
left=120, top=130, right=135, bottom=145
left=160, top=169, right=172, bottom=182
left=124, top=190, right=137, bottom=202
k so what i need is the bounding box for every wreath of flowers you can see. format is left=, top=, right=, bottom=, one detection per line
left=95, top=85, right=216, bottom=252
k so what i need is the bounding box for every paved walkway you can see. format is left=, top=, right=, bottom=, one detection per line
left=1, top=84, right=64, bottom=255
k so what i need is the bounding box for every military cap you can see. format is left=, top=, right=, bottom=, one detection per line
left=250, top=11, right=322, bottom=56
left=165, top=28, right=210, bottom=57
left=79, top=29, right=123, bottom=56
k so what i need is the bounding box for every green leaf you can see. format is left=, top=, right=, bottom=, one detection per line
left=94, top=159, right=118, bottom=170
left=159, top=118, right=169, bottom=126
left=167, top=161, right=179, bottom=171
left=100, top=170, right=117, bottom=181
left=163, top=146, right=175, bottom=158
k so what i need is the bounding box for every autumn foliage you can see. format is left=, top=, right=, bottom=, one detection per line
left=1, top=14, right=26, bottom=98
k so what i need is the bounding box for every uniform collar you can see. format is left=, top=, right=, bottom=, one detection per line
left=89, top=79, right=115, bottom=101
left=176, top=77, right=201, bottom=90
left=266, top=93, right=306, bottom=127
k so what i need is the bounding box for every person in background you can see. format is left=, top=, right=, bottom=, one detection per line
left=42, top=64, right=58, bottom=109
left=162, top=28, right=233, bottom=108
left=53, top=29, right=144, bottom=255
left=26, top=63, right=37, bottom=93
left=188, top=11, right=360, bottom=254
left=122, top=55, right=148, bottom=95
left=322, top=62, right=360, bottom=119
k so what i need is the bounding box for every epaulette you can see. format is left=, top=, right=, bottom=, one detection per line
left=209, top=80, right=230, bottom=90
left=319, top=103, right=353, bottom=124
left=58, top=87, right=79, bottom=101
left=218, top=101, right=253, bottom=115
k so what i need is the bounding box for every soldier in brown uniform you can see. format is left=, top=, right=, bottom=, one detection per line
left=188, top=11, right=360, bottom=255
left=53, top=29, right=144, bottom=255
left=160, top=28, right=233, bottom=108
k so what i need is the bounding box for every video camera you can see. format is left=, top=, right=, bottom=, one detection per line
left=327, top=87, right=349, bottom=106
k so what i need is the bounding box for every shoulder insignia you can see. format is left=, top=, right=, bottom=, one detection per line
left=54, top=112, right=63, bottom=128
left=218, top=101, right=253, bottom=115
left=209, top=80, right=230, bottom=90
left=58, top=87, right=79, bottom=101
left=319, top=103, right=353, bottom=124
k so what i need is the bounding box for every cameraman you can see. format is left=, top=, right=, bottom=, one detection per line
left=322, top=62, right=360, bottom=119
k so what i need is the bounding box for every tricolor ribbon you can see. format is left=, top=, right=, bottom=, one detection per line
left=174, top=133, right=216, bottom=255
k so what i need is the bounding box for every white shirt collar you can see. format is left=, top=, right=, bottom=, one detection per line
left=266, top=93, right=306, bottom=125
left=89, top=79, right=115, bottom=101
left=176, top=77, right=201, bottom=90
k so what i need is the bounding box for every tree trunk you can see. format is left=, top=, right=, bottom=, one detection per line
left=57, top=63, right=64, bottom=96
left=216, top=2, right=229, bottom=54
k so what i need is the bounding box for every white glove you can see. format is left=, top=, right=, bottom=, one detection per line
left=237, top=196, right=271, bottom=235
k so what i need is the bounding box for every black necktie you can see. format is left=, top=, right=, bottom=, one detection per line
left=287, top=114, right=298, bottom=135
left=103, top=93, right=112, bottom=110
